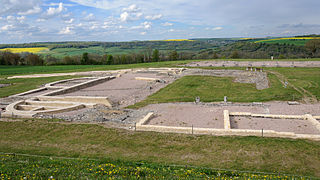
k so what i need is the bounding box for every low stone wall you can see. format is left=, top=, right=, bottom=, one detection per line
left=37, top=96, right=112, bottom=107
left=135, top=111, right=320, bottom=141
left=46, top=76, right=115, bottom=96
left=223, top=110, right=231, bottom=129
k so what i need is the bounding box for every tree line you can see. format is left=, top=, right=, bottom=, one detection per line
left=1, top=40, right=320, bottom=66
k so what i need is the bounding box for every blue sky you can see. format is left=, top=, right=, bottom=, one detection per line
left=1, top=0, right=320, bottom=43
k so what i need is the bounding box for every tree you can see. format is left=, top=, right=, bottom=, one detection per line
left=25, top=54, right=44, bottom=66
left=212, top=52, right=219, bottom=59
left=81, top=52, right=89, bottom=65
left=152, top=49, right=160, bottom=62
left=0, top=53, right=4, bottom=65
left=230, top=51, right=240, bottom=59
left=305, top=40, right=320, bottom=57
left=2, top=51, right=20, bottom=65
left=63, top=56, right=74, bottom=65
left=106, top=54, right=113, bottom=65
left=169, top=50, right=178, bottom=61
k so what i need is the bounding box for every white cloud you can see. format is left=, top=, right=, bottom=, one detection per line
left=36, top=18, right=45, bottom=22
left=162, top=22, right=173, bottom=26
left=6, top=16, right=15, bottom=21
left=145, top=14, right=162, bottom=20
left=120, top=4, right=143, bottom=22
left=17, top=16, right=26, bottom=23
left=1, top=25, right=14, bottom=31
left=18, top=6, right=41, bottom=15
left=131, top=21, right=152, bottom=30
left=0, top=0, right=42, bottom=16
left=83, top=13, right=95, bottom=21
left=122, top=4, right=139, bottom=12
left=140, top=31, right=146, bottom=35
left=65, top=18, right=75, bottom=24
left=168, top=29, right=175, bottom=32
left=143, top=21, right=152, bottom=29
left=46, top=3, right=65, bottom=16
left=212, top=27, right=223, bottom=30
left=59, top=26, right=73, bottom=35
left=120, top=12, right=129, bottom=22
left=47, top=3, right=75, bottom=7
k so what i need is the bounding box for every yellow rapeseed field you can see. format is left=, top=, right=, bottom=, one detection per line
left=163, top=39, right=195, bottom=41
left=255, top=37, right=320, bottom=43
left=0, top=47, right=49, bottom=53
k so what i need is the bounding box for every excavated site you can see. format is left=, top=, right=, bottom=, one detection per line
left=184, top=60, right=320, bottom=68
left=1, top=67, right=320, bottom=140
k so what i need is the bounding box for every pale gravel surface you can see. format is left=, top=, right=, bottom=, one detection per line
left=62, top=72, right=178, bottom=107
left=230, top=117, right=320, bottom=135
left=142, top=102, right=320, bottom=134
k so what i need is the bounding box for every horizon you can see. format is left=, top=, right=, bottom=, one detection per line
left=1, top=0, right=320, bottom=44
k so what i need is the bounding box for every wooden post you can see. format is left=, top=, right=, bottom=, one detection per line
left=262, top=128, right=264, bottom=137
left=192, top=125, right=193, bottom=135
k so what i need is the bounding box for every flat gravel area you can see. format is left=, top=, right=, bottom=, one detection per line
left=230, top=117, right=320, bottom=135
left=142, top=102, right=320, bottom=135
left=143, top=103, right=267, bottom=128
left=62, top=72, right=177, bottom=107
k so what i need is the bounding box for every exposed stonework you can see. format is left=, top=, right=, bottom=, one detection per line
left=184, top=60, right=320, bottom=68
left=183, top=69, right=269, bottom=90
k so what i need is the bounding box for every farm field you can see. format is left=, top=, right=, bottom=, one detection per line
left=46, top=46, right=144, bottom=58
left=0, top=47, right=49, bottom=53
left=0, top=121, right=319, bottom=178
left=254, top=37, right=320, bottom=46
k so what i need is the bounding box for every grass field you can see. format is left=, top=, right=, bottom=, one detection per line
left=0, top=76, right=82, bottom=98
left=1, top=58, right=320, bottom=77
left=271, top=67, right=320, bottom=100
left=0, top=61, right=188, bottom=78
left=254, top=37, right=320, bottom=46
left=46, top=46, right=145, bottom=58
left=1, top=154, right=305, bottom=179
left=0, top=121, right=319, bottom=178
left=0, top=61, right=319, bottom=178
left=129, top=74, right=301, bottom=108
left=0, top=47, right=49, bottom=53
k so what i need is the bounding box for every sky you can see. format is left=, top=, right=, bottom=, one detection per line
left=0, top=0, right=320, bottom=44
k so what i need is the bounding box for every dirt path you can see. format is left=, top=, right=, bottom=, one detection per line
left=268, top=71, right=318, bottom=103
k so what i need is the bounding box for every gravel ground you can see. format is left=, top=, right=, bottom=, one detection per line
left=183, top=69, right=269, bottom=89
left=62, top=72, right=178, bottom=107
left=184, top=60, right=320, bottom=67
left=36, top=105, right=149, bottom=127
left=230, top=117, right=320, bottom=135
left=143, top=103, right=267, bottom=128
left=0, top=84, right=11, bottom=88
left=142, top=102, right=320, bottom=135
